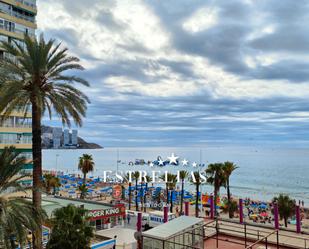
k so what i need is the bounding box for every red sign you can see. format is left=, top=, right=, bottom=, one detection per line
left=113, top=185, right=122, bottom=200
left=87, top=205, right=125, bottom=221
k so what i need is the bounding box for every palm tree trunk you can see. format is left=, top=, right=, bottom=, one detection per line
left=214, top=187, right=218, bottom=218
left=180, top=180, right=184, bottom=214
left=32, top=101, right=43, bottom=249
left=83, top=172, right=87, bottom=185
left=284, top=217, right=288, bottom=227
left=144, top=183, right=148, bottom=212
left=227, top=179, right=232, bottom=218
left=135, top=179, right=138, bottom=211
left=170, top=188, right=173, bottom=213
left=195, top=183, right=199, bottom=217
left=128, top=183, right=132, bottom=210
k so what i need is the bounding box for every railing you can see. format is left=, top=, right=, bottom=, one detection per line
left=15, top=0, right=37, bottom=10
left=204, top=219, right=309, bottom=249
left=12, top=12, right=35, bottom=23
left=245, top=230, right=278, bottom=249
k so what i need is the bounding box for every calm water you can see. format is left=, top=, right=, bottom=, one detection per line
left=42, top=146, right=309, bottom=205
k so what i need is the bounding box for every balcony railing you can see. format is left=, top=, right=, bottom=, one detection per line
left=12, top=11, right=35, bottom=23
left=15, top=0, right=37, bottom=10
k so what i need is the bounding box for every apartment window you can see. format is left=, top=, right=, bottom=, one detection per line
left=0, top=19, right=4, bottom=30
left=15, top=117, right=31, bottom=128
left=0, top=133, right=32, bottom=144
left=0, top=2, right=11, bottom=15
left=2, top=20, right=15, bottom=32
left=0, top=35, right=7, bottom=42
left=12, top=7, right=35, bottom=23
left=1, top=117, right=14, bottom=127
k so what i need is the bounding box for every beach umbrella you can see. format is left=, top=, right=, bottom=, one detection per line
left=260, top=212, right=268, bottom=217
left=259, top=203, right=267, bottom=209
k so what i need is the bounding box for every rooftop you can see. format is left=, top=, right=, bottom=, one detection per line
left=42, top=196, right=113, bottom=216
left=142, top=216, right=204, bottom=240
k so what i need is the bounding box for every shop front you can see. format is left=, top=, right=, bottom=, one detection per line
left=88, top=205, right=126, bottom=230
left=42, top=196, right=126, bottom=230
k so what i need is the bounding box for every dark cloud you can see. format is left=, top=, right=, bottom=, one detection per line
left=96, top=10, right=127, bottom=32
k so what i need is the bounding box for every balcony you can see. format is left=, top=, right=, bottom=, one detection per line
left=0, top=133, right=32, bottom=149
left=1, top=0, right=37, bottom=14
left=0, top=116, right=32, bottom=132
left=0, top=27, right=23, bottom=39
left=0, top=12, right=36, bottom=29
left=0, top=143, right=32, bottom=149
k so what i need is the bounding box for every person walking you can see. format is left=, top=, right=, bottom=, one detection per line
left=127, top=213, right=131, bottom=224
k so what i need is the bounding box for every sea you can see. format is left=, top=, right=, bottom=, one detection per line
left=42, top=146, right=309, bottom=205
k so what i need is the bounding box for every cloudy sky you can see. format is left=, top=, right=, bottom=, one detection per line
left=37, top=0, right=309, bottom=147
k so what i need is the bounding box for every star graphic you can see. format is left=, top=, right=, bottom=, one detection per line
left=192, top=162, right=197, bottom=167
left=168, top=153, right=179, bottom=165
left=181, top=159, right=189, bottom=166
left=158, top=159, right=164, bottom=166
left=149, top=162, right=154, bottom=167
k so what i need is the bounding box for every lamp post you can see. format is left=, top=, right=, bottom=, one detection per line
left=55, top=154, right=59, bottom=176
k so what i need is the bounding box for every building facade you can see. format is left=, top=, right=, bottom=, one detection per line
left=71, top=129, right=78, bottom=146
left=63, top=128, right=69, bottom=146
left=0, top=0, right=37, bottom=170
left=52, top=127, right=62, bottom=149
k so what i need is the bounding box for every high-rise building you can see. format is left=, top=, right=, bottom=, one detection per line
left=0, top=0, right=37, bottom=171
left=71, top=129, right=78, bottom=146
left=63, top=129, right=69, bottom=146
left=52, top=128, right=62, bottom=149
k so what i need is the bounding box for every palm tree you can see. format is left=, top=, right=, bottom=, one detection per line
left=222, top=199, right=238, bottom=218
left=50, top=176, right=61, bottom=195
left=132, top=171, right=140, bottom=211
left=0, top=35, right=89, bottom=249
left=43, top=174, right=61, bottom=195
left=78, top=154, right=95, bottom=187
left=0, top=146, right=46, bottom=249
left=143, top=175, right=152, bottom=212
left=47, top=204, right=93, bottom=249
left=206, top=163, right=225, bottom=217
left=190, top=171, right=203, bottom=217
left=223, top=161, right=238, bottom=218
left=179, top=170, right=189, bottom=215
left=78, top=184, right=88, bottom=199
left=167, top=174, right=177, bottom=213
left=43, top=173, right=53, bottom=194
left=273, top=194, right=295, bottom=227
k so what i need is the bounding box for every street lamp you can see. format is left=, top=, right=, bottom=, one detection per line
left=55, top=154, right=59, bottom=176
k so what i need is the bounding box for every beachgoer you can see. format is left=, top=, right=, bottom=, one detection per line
left=127, top=214, right=131, bottom=224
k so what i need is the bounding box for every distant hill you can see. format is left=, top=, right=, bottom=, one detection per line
left=41, top=125, right=103, bottom=149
